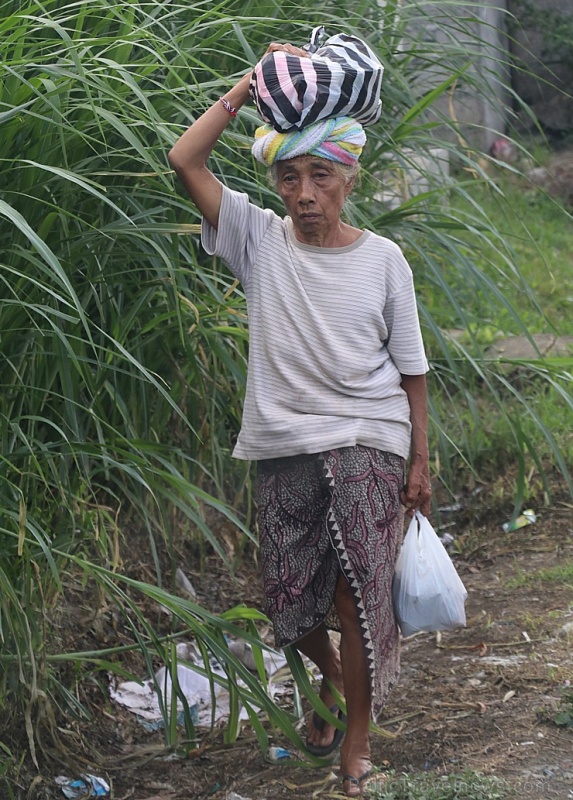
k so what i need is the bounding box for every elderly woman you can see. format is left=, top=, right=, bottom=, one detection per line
left=168, top=43, right=431, bottom=798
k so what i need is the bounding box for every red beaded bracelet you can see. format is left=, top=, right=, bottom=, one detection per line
left=219, top=97, right=237, bottom=117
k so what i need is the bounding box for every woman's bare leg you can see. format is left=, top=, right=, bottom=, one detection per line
left=296, top=571, right=372, bottom=794
left=335, top=573, right=372, bottom=796
left=296, top=623, right=344, bottom=749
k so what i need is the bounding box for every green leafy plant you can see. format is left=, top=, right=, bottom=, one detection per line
left=554, top=688, right=573, bottom=728
left=0, top=741, right=18, bottom=800
left=537, top=685, right=573, bottom=729
left=508, top=561, right=573, bottom=588
left=508, top=0, right=573, bottom=69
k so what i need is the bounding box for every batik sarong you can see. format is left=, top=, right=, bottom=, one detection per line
left=256, top=445, right=405, bottom=720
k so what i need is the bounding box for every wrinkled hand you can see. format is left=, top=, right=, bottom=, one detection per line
left=265, top=42, right=310, bottom=58
left=400, top=457, right=432, bottom=517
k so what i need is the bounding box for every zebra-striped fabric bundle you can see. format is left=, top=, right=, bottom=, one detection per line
left=250, top=30, right=383, bottom=133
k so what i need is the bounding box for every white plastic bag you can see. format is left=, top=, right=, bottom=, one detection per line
left=393, top=511, right=468, bottom=637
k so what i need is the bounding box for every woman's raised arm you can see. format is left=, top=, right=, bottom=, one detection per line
left=168, top=44, right=309, bottom=229
left=167, top=72, right=252, bottom=230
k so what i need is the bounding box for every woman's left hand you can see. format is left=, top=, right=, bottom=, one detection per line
left=264, top=42, right=310, bottom=58
left=400, top=456, right=432, bottom=517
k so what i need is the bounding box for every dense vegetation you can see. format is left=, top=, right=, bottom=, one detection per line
left=1, top=0, right=571, bottom=785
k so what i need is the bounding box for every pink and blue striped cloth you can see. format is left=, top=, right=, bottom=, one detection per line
left=250, top=31, right=383, bottom=134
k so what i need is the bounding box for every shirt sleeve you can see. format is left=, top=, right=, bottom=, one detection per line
left=384, top=272, right=429, bottom=376
left=201, top=185, right=277, bottom=284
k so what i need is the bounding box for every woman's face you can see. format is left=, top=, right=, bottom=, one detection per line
left=275, top=156, right=354, bottom=245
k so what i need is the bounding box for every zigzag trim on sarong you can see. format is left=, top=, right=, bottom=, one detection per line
left=318, top=452, right=377, bottom=693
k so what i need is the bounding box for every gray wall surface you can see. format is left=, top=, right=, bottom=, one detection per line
left=507, top=0, right=573, bottom=135
left=407, top=0, right=572, bottom=150
left=414, top=2, right=511, bottom=150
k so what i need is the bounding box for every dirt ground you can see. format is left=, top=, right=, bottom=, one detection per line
left=20, top=487, right=573, bottom=800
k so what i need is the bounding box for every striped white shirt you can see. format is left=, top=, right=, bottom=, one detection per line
left=202, top=186, right=429, bottom=461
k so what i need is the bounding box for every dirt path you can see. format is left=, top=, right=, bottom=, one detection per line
left=29, top=499, right=570, bottom=800
left=88, top=502, right=571, bottom=800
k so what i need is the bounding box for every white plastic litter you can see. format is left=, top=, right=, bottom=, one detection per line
left=439, top=532, right=455, bottom=548
left=109, top=639, right=287, bottom=728
left=175, top=567, right=197, bottom=600
left=55, top=774, right=110, bottom=798
left=502, top=508, right=537, bottom=533
left=267, top=746, right=292, bottom=763
left=228, top=640, right=257, bottom=671
left=559, top=622, right=573, bottom=638
left=110, top=662, right=235, bottom=726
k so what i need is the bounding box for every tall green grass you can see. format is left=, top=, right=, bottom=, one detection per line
left=418, top=169, right=573, bottom=493
left=443, top=171, right=573, bottom=335
left=0, top=0, right=571, bottom=773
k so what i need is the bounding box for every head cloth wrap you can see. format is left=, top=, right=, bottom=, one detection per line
left=251, top=116, right=366, bottom=167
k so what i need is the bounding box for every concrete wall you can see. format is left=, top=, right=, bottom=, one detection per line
left=406, top=2, right=512, bottom=151
left=399, top=0, right=573, bottom=151
left=372, top=0, right=572, bottom=207
left=507, top=0, right=573, bottom=135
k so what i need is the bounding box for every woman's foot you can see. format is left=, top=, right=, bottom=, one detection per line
left=340, top=741, right=372, bottom=797
left=305, top=679, right=345, bottom=754
left=296, top=625, right=344, bottom=754
left=342, top=766, right=387, bottom=798
left=341, top=768, right=372, bottom=798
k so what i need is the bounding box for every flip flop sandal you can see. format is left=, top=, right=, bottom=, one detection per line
left=305, top=704, right=346, bottom=757
left=341, top=769, right=372, bottom=798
